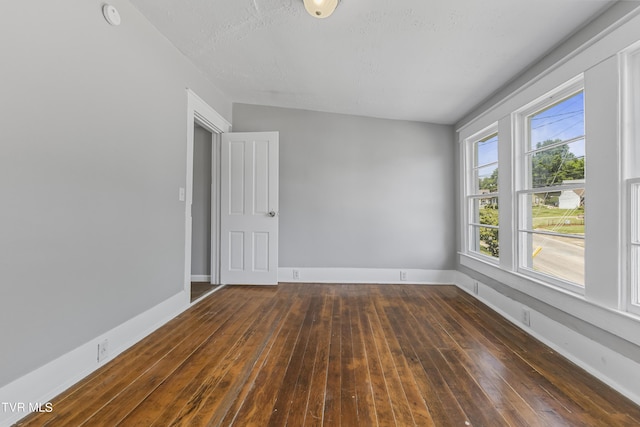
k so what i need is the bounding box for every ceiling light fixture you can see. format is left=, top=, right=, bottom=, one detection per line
left=303, top=0, right=339, bottom=19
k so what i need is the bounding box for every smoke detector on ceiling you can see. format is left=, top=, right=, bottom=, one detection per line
left=102, top=4, right=121, bottom=26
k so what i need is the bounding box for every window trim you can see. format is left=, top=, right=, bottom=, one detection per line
left=514, top=76, right=586, bottom=293
left=621, top=42, right=640, bottom=315
left=628, top=179, right=640, bottom=314
left=463, top=124, right=500, bottom=263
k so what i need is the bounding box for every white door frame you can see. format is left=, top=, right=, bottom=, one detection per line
left=185, top=89, right=231, bottom=303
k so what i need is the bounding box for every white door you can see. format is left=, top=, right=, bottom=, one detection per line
left=220, top=132, right=279, bottom=284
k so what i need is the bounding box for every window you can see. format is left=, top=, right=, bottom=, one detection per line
left=624, top=43, right=640, bottom=312
left=631, top=180, right=640, bottom=309
left=517, top=81, right=585, bottom=289
left=466, top=128, right=499, bottom=260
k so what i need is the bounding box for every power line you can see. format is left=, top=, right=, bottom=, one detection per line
left=531, top=109, right=584, bottom=121
left=532, top=112, right=583, bottom=130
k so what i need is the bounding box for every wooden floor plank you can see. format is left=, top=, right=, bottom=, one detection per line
left=167, top=292, right=287, bottom=426
left=427, top=288, right=575, bottom=425
left=366, top=293, right=418, bottom=426
left=355, top=294, right=398, bottom=426
left=201, top=294, right=292, bottom=427
left=346, top=286, right=378, bottom=427
left=338, top=293, right=358, bottom=427
left=266, top=295, right=322, bottom=426
left=219, top=292, right=311, bottom=426
left=429, top=290, right=583, bottom=425
left=18, top=290, right=251, bottom=427
left=371, top=289, right=435, bottom=427
left=391, top=287, right=503, bottom=426
left=303, top=291, right=334, bottom=426
left=384, top=303, right=471, bottom=426
left=285, top=291, right=332, bottom=427
left=88, top=292, right=268, bottom=426
left=322, top=291, right=342, bottom=426
left=407, top=287, right=540, bottom=426
left=438, top=289, right=615, bottom=425
left=16, top=284, right=640, bottom=427
left=43, top=294, right=227, bottom=412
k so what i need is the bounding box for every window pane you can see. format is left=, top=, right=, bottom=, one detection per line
left=476, top=134, right=498, bottom=166
left=522, top=232, right=584, bottom=286
left=467, top=129, right=499, bottom=260
left=634, top=185, right=640, bottom=243
left=476, top=164, right=499, bottom=193
left=528, top=190, right=585, bottom=236
left=471, top=225, right=499, bottom=258
left=631, top=51, right=640, bottom=173
left=471, top=198, right=499, bottom=226
left=633, top=245, right=640, bottom=304
left=529, top=91, right=584, bottom=150
left=529, top=139, right=585, bottom=188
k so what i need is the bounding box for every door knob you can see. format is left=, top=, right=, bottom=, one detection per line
left=268, top=211, right=277, bottom=217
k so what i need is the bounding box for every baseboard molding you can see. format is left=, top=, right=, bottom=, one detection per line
left=278, top=267, right=456, bottom=284
left=191, top=274, right=211, bottom=282
left=453, top=272, right=640, bottom=406
left=0, top=291, right=189, bottom=427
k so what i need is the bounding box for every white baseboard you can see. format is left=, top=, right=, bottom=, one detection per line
left=278, top=267, right=456, bottom=284
left=454, top=272, right=640, bottom=406
left=191, top=275, right=211, bottom=282
left=0, top=291, right=189, bottom=427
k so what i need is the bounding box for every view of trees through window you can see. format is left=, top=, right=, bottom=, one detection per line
left=532, top=139, right=585, bottom=188
left=478, top=170, right=499, bottom=258
left=522, top=89, right=585, bottom=286
left=470, top=133, right=499, bottom=258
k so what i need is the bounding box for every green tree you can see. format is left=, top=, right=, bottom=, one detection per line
left=479, top=168, right=498, bottom=192
left=479, top=207, right=499, bottom=257
left=532, top=139, right=584, bottom=188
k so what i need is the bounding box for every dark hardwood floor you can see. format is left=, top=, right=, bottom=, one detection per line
left=16, top=284, right=640, bottom=426
left=190, top=282, right=220, bottom=303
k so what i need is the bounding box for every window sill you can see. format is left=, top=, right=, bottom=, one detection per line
left=463, top=251, right=500, bottom=266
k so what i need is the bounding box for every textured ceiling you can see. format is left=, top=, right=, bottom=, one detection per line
left=130, top=0, right=615, bottom=124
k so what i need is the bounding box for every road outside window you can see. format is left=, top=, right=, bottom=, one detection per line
left=518, top=86, right=585, bottom=288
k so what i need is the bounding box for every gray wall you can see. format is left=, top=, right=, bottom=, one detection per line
left=191, top=125, right=212, bottom=276
left=0, top=0, right=231, bottom=387
left=232, top=104, right=456, bottom=270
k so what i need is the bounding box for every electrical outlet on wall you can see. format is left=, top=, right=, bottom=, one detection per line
left=473, top=281, right=479, bottom=294
left=522, top=308, right=531, bottom=327
left=400, top=271, right=407, bottom=281
left=98, top=339, right=109, bottom=363
left=293, top=269, right=300, bottom=280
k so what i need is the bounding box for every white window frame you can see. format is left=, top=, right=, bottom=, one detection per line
left=628, top=180, right=640, bottom=313
left=514, top=76, right=585, bottom=293
left=463, top=124, right=500, bottom=263
left=622, top=42, right=640, bottom=315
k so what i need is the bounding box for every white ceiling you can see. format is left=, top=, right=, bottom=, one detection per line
left=130, top=0, right=615, bottom=124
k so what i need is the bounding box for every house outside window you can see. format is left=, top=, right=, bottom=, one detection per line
left=516, top=79, right=585, bottom=290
